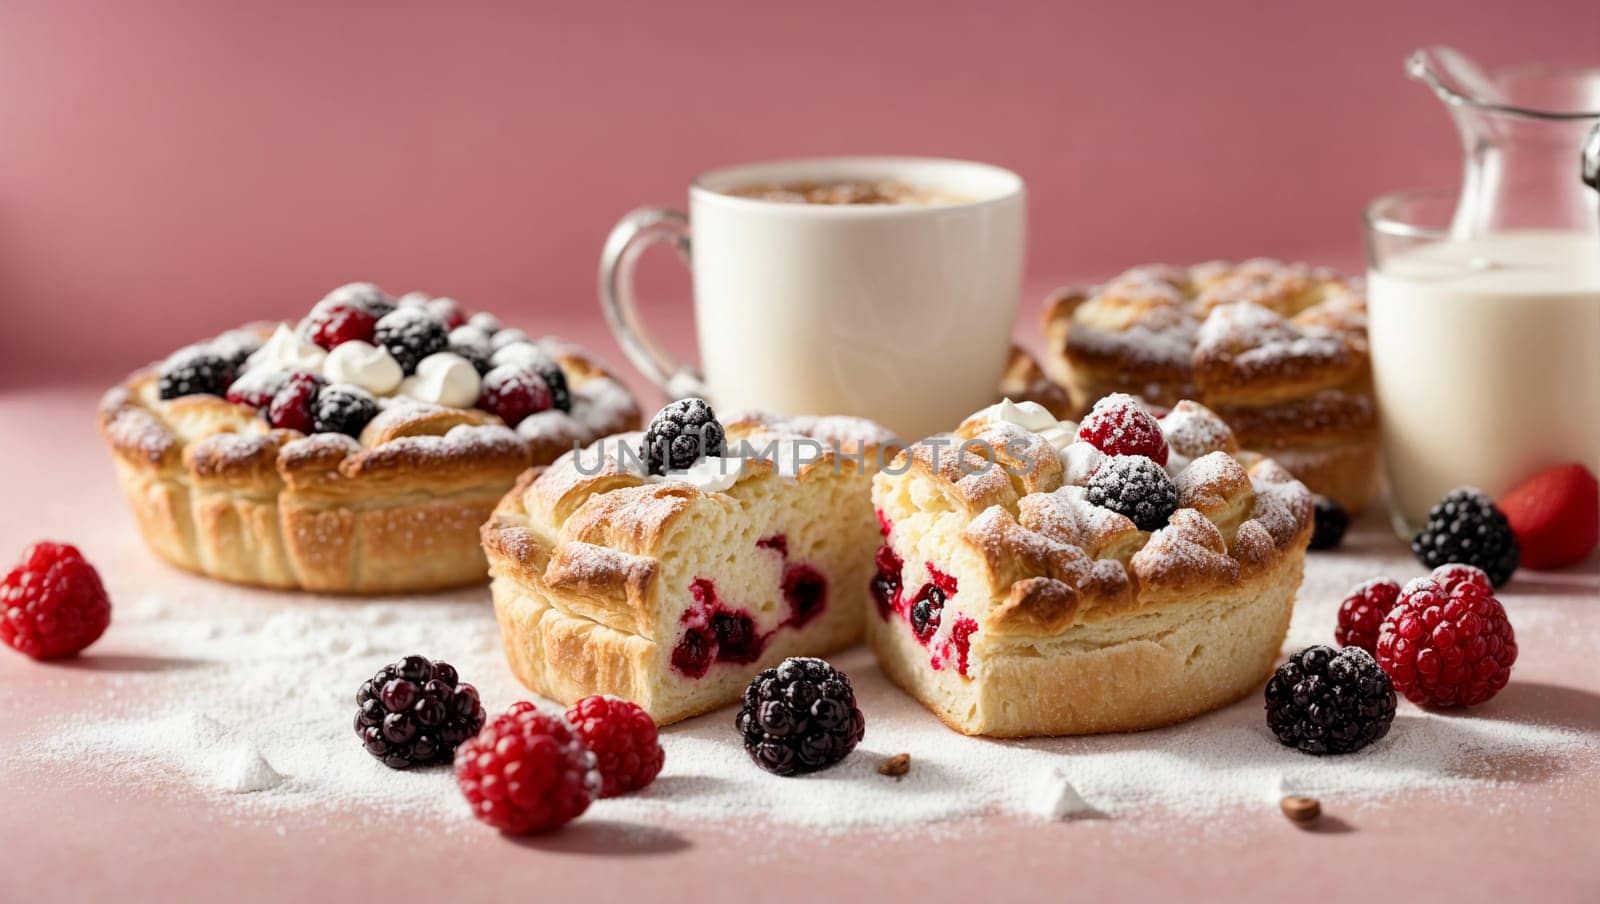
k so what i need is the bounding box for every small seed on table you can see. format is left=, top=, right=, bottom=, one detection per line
left=1280, top=795, right=1321, bottom=824
left=878, top=753, right=911, bottom=778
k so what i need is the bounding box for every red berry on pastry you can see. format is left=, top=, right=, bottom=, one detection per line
left=478, top=366, right=553, bottom=428
left=1, top=542, right=112, bottom=661
left=305, top=303, right=378, bottom=350
left=564, top=695, right=665, bottom=798
left=265, top=371, right=325, bottom=432
left=1334, top=578, right=1400, bottom=654
left=1498, top=463, right=1599, bottom=571
left=1374, top=577, right=1516, bottom=708
left=1077, top=392, right=1168, bottom=465
left=426, top=297, right=466, bottom=329
left=225, top=368, right=296, bottom=409
left=455, top=702, right=600, bottom=834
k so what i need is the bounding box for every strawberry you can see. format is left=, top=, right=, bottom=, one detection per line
left=1498, top=463, right=1599, bottom=570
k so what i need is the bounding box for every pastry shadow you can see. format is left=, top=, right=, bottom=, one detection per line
left=1466, top=681, right=1600, bottom=733
left=507, top=818, right=691, bottom=856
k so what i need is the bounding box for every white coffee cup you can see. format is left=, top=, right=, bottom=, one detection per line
left=599, top=157, right=1026, bottom=440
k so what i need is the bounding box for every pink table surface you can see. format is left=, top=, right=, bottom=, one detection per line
left=2, top=381, right=1597, bottom=903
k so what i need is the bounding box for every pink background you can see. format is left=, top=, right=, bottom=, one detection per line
left=3, top=0, right=1598, bottom=391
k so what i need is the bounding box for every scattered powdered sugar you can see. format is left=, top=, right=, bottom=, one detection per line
left=5, top=523, right=1595, bottom=836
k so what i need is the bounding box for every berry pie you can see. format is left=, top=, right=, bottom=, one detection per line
left=869, top=394, right=1314, bottom=736
left=481, top=400, right=896, bottom=725
left=1040, top=259, right=1377, bottom=511
left=98, top=283, right=640, bottom=592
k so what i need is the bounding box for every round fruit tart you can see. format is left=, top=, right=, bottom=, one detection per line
left=97, top=283, right=640, bottom=593
left=869, top=394, right=1314, bottom=737
left=482, top=400, right=896, bottom=725
left=1040, top=259, right=1377, bottom=511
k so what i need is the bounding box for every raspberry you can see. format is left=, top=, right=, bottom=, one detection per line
left=1085, top=454, right=1179, bottom=531
left=455, top=702, right=600, bottom=834
left=1, top=542, right=112, bottom=660
left=870, top=545, right=903, bottom=618
left=447, top=326, right=495, bottom=375
left=426, top=297, right=466, bottom=329
left=564, top=695, right=665, bottom=798
left=320, top=282, right=396, bottom=318
left=373, top=308, right=449, bottom=375
left=225, top=367, right=296, bottom=409
left=313, top=384, right=379, bottom=437
left=304, top=302, right=378, bottom=350
left=1411, top=488, right=1520, bottom=587
left=354, top=654, right=485, bottom=769
left=265, top=371, right=325, bottom=432
left=1264, top=645, right=1395, bottom=755
left=1498, top=463, right=1599, bottom=570
left=1429, top=562, right=1494, bottom=596
left=1077, top=392, right=1168, bottom=465
left=478, top=365, right=553, bottom=428
left=1375, top=575, right=1517, bottom=707
left=157, top=347, right=235, bottom=400
left=1335, top=578, right=1400, bottom=654
left=737, top=658, right=865, bottom=776
left=1309, top=495, right=1351, bottom=550
left=640, top=398, right=726, bottom=475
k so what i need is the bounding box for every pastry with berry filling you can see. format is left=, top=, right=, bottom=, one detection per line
left=1040, top=259, right=1377, bottom=511
left=868, top=393, right=1314, bottom=736
left=97, top=283, right=639, bottom=592
left=481, top=399, right=896, bottom=724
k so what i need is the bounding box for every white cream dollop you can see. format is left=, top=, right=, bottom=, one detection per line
left=1060, top=440, right=1104, bottom=485
left=491, top=340, right=553, bottom=371
left=399, top=352, right=482, bottom=408
left=971, top=398, right=1059, bottom=433
left=248, top=324, right=326, bottom=372
left=648, top=455, right=748, bottom=493
left=323, top=340, right=403, bottom=396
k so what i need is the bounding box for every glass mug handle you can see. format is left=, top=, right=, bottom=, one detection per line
left=598, top=207, right=708, bottom=400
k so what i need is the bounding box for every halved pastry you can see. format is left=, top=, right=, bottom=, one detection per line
left=98, top=283, right=639, bottom=592
left=482, top=401, right=896, bottom=725
left=868, top=394, right=1314, bottom=737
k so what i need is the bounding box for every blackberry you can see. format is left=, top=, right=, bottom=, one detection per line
left=1084, top=454, right=1178, bottom=531
left=1411, top=488, right=1520, bottom=587
left=158, top=347, right=234, bottom=400
left=447, top=326, right=495, bottom=375
left=1309, top=495, right=1351, bottom=551
left=533, top=360, right=571, bottom=413
left=373, top=308, right=448, bottom=375
left=313, top=383, right=379, bottom=437
left=354, top=654, right=484, bottom=769
left=736, top=657, right=865, bottom=776
left=909, top=583, right=944, bottom=642
left=209, top=330, right=264, bottom=372
left=640, top=397, right=726, bottom=475
left=1264, top=645, right=1395, bottom=756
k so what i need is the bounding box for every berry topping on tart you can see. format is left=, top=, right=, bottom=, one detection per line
left=1084, top=454, right=1179, bottom=531
left=478, top=365, right=553, bottom=428
left=304, top=302, right=378, bottom=350
left=641, top=397, right=726, bottom=475
left=313, top=384, right=379, bottom=437
left=447, top=326, right=495, bottom=375
left=1077, top=392, right=1169, bottom=465
left=373, top=307, right=449, bottom=374
left=265, top=371, right=325, bottom=432
left=158, top=347, right=235, bottom=400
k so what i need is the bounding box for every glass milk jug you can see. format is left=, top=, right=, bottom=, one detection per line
left=1364, top=46, right=1600, bottom=536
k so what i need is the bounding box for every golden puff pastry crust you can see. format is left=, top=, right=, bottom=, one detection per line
left=482, top=413, right=898, bottom=725
left=1040, top=260, right=1377, bottom=511
left=98, top=332, right=639, bottom=593
left=869, top=398, right=1313, bottom=737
